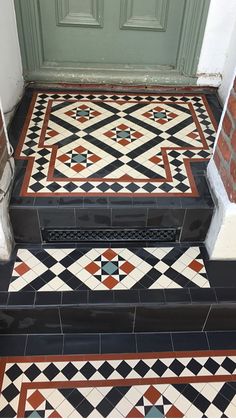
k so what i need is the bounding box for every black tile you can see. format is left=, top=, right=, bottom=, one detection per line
left=76, top=209, right=111, bottom=228
left=205, top=93, right=222, bottom=124
left=35, top=292, right=62, bottom=306
left=114, top=290, right=139, bottom=304
left=112, top=208, right=147, bottom=227
left=136, top=332, right=173, bottom=352
left=25, top=335, right=63, bottom=355
left=180, top=384, right=199, bottom=403
left=0, top=335, right=27, bottom=356
left=132, top=198, right=156, bottom=207
left=190, top=288, right=216, bottom=303
left=0, top=256, right=16, bottom=291
left=190, top=393, right=211, bottom=413
left=156, top=197, right=182, bottom=208
left=10, top=208, right=41, bottom=243
left=35, top=197, right=60, bottom=206
left=204, top=305, right=236, bottom=331
left=8, top=292, right=35, bottom=306
left=108, top=197, right=133, bottom=207
left=164, top=289, right=191, bottom=304
left=101, top=334, right=136, bottom=354
left=215, top=288, right=236, bottom=302
left=135, top=305, right=210, bottom=332
left=206, top=261, right=236, bottom=287
left=139, top=290, right=165, bottom=304
left=181, top=195, right=214, bottom=209
left=181, top=209, right=213, bottom=241
left=10, top=168, right=35, bottom=206
left=84, top=197, right=108, bottom=207
left=207, top=331, right=236, bottom=349
left=60, top=307, right=135, bottom=333
left=59, top=197, right=84, bottom=206
left=218, top=382, right=236, bottom=403
left=38, top=208, right=76, bottom=228
left=190, top=161, right=209, bottom=176
left=194, top=175, right=213, bottom=199
left=88, top=291, right=114, bottom=304
left=14, top=159, right=28, bottom=168
left=63, top=334, right=100, bottom=354
left=8, top=89, right=34, bottom=150
left=0, top=308, right=61, bottom=334
left=0, top=292, right=9, bottom=306
left=147, top=209, right=184, bottom=227
left=62, top=291, right=88, bottom=305
left=172, top=332, right=209, bottom=351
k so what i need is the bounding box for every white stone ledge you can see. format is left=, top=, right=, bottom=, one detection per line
left=206, top=159, right=236, bottom=260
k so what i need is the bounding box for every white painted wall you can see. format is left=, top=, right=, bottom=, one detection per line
left=0, top=0, right=24, bottom=114
left=0, top=101, right=14, bottom=260
left=197, top=0, right=236, bottom=93
left=218, top=25, right=236, bottom=104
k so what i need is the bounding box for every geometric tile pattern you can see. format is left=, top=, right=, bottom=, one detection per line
left=15, top=92, right=216, bottom=196
left=9, top=246, right=209, bottom=292
left=0, top=351, right=236, bottom=417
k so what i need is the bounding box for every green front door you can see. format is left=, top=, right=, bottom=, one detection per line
left=15, top=0, right=210, bottom=84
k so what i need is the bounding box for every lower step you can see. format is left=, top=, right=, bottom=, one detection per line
left=1, top=243, right=236, bottom=334
left=0, top=303, right=236, bottom=334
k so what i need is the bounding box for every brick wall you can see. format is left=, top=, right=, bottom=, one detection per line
left=214, top=76, right=236, bottom=202
left=0, top=110, right=9, bottom=180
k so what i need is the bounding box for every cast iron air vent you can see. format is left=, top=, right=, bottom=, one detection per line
left=42, top=228, right=178, bottom=243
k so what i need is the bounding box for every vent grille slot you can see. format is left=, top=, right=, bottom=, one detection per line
left=42, top=228, right=178, bottom=243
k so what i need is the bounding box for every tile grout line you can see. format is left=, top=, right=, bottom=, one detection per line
left=23, top=334, right=29, bottom=356
left=58, top=307, right=63, bottom=335
left=99, top=333, right=102, bottom=354
left=62, top=334, right=65, bottom=355
left=202, top=305, right=212, bottom=332
left=169, top=333, right=175, bottom=351
left=179, top=209, right=187, bottom=242
left=205, top=331, right=211, bottom=350
left=132, top=307, right=137, bottom=334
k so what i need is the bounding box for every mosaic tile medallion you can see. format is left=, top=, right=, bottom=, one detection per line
left=9, top=246, right=209, bottom=292
left=0, top=351, right=236, bottom=417
left=15, top=92, right=216, bottom=197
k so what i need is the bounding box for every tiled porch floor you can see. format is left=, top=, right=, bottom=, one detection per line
left=12, top=91, right=217, bottom=198
left=1, top=350, right=236, bottom=417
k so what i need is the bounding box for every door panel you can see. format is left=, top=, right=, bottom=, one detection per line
left=120, top=0, right=168, bottom=31
left=56, top=0, right=104, bottom=28
left=39, top=0, right=185, bottom=66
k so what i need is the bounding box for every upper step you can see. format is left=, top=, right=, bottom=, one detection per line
left=8, top=88, right=220, bottom=244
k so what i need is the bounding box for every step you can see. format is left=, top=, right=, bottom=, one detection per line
left=0, top=244, right=236, bottom=335
left=8, top=87, right=221, bottom=244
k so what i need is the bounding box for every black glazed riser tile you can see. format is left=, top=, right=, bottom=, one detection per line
left=10, top=206, right=214, bottom=244
left=0, top=287, right=221, bottom=308
left=2, top=330, right=236, bottom=357
left=1, top=304, right=236, bottom=334
left=2, top=331, right=236, bottom=357
left=5, top=287, right=236, bottom=308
